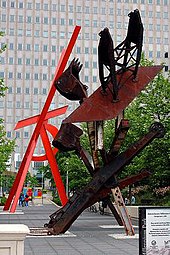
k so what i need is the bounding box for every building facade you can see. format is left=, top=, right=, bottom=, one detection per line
left=0, top=0, right=169, bottom=174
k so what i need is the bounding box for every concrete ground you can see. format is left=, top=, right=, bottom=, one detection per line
left=0, top=199, right=139, bottom=255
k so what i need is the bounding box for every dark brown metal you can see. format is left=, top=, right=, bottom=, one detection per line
left=55, top=58, right=88, bottom=102
left=46, top=122, right=165, bottom=235
left=64, top=66, right=163, bottom=123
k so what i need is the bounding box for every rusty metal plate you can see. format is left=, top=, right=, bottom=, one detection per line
left=64, top=66, right=162, bottom=123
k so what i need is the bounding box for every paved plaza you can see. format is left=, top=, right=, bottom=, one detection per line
left=0, top=200, right=139, bottom=255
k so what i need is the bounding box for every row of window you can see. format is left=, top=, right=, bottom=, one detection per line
left=7, top=131, right=29, bottom=139
left=1, top=11, right=168, bottom=24
left=7, top=87, right=47, bottom=95
left=1, top=0, right=169, bottom=11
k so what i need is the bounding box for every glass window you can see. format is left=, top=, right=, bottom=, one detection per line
left=36, top=3, right=40, bottom=10
left=52, top=17, right=56, bottom=25
left=18, top=29, right=23, bottom=36
left=43, top=74, right=47, bottom=80
left=51, top=31, right=56, bottom=38
left=9, top=72, right=13, bottom=79
left=9, top=57, right=13, bottom=64
left=93, top=20, right=97, bottom=27
left=27, top=16, right=31, bottom=23
left=52, top=4, right=57, bottom=11
left=2, top=1, right=6, bottom=7
left=42, top=88, right=47, bottom=94
left=156, top=24, right=160, bottom=31
left=19, top=2, right=23, bottom=8
left=85, top=76, right=89, bottom=82
left=76, top=47, right=81, bottom=54
left=85, top=20, right=90, bottom=26
left=148, top=24, right=153, bottom=30
left=43, top=45, right=48, bottom=52
left=69, top=5, right=73, bottom=12
left=24, top=132, right=29, bottom=138
left=0, top=57, right=4, bottom=64
left=0, top=72, right=4, bottom=78
left=0, top=101, right=4, bottom=108
left=156, top=12, right=161, bottom=18
left=18, top=15, right=23, bottom=22
left=35, top=17, right=40, bottom=23
left=35, top=59, right=39, bottom=65
left=85, top=33, right=89, bottom=39
left=156, top=51, right=161, bottom=58
left=156, top=37, right=161, bottom=44
left=27, top=3, right=32, bottom=9
left=34, top=88, right=38, bottom=94
left=77, top=6, right=81, bottom=12
left=25, top=88, right=29, bottom=94
left=44, top=17, right=48, bottom=24
left=93, top=48, right=97, bottom=54
left=43, top=59, right=47, bottom=66
left=52, top=45, right=56, bottom=52
left=60, top=32, right=65, bottom=38
left=34, top=73, right=39, bottom=80
left=18, top=58, right=22, bottom=65
left=44, top=4, right=48, bottom=10
left=16, top=87, right=21, bottom=93
left=16, top=101, right=21, bottom=108
left=10, top=15, right=15, bottom=22
left=61, top=18, right=65, bottom=25
left=17, top=73, right=22, bottom=79
left=117, top=9, right=121, bottom=15
left=33, top=102, right=38, bottom=109
left=2, top=14, right=6, bottom=22
left=7, top=131, right=12, bottom=138
left=149, top=51, right=153, bottom=58
left=85, top=47, right=89, bottom=54
left=43, top=31, right=48, bottom=37
left=110, top=8, right=114, bottom=15
left=9, top=43, right=14, bottom=50
left=156, top=0, right=160, bottom=3
left=26, top=30, right=31, bottom=36
left=85, top=61, right=89, bottom=68
left=148, top=0, right=152, bottom=3
left=34, top=44, right=39, bottom=51
left=61, top=5, right=65, bottom=12
left=93, top=62, right=97, bottom=68
left=26, top=73, right=30, bottom=79
left=34, top=30, right=39, bottom=37
left=164, top=0, right=168, bottom=5
left=85, top=6, right=89, bottom=13
left=93, top=76, right=97, bottom=82
left=26, top=58, right=31, bottom=65
left=163, top=12, right=168, bottom=19
left=25, top=102, right=30, bottom=108
left=101, top=8, right=105, bottom=14
left=26, top=44, right=31, bottom=51
left=148, top=11, right=153, bottom=18
left=11, top=2, right=15, bottom=8
left=51, top=59, right=55, bottom=66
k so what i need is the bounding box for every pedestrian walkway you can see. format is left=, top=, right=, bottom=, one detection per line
left=0, top=199, right=139, bottom=255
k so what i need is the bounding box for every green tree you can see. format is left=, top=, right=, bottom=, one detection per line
left=0, top=32, right=15, bottom=190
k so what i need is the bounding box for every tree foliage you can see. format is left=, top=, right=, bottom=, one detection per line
left=0, top=33, right=15, bottom=176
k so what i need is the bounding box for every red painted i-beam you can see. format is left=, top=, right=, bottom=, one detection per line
left=4, top=26, right=81, bottom=212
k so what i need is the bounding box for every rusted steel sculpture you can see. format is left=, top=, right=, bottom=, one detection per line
left=45, top=9, right=165, bottom=236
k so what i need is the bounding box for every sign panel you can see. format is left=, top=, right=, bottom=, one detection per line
left=139, top=207, right=170, bottom=255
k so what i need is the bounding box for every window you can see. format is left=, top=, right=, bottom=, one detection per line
left=7, top=132, right=12, bottom=138
left=60, top=32, right=65, bottom=38
left=25, top=88, right=29, bottom=94
left=24, top=131, right=29, bottom=138
left=156, top=37, right=161, bottom=44
left=0, top=72, right=4, bottom=78
left=34, top=73, right=39, bottom=80
left=77, top=6, right=81, bottom=12
left=52, top=45, right=56, bottom=52
left=26, top=30, right=31, bottom=36
left=27, top=2, right=32, bottom=9
left=27, top=16, right=31, bottom=23
left=25, top=102, right=30, bottom=108
left=52, top=17, right=56, bottom=25
left=2, top=1, right=6, bottom=7
left=9, top=57, right=14, bottom=64
left=61, top=18, right=65, bottom=25
left=34, top=30, right=39, bottom=37
left=148, top=37, right=153, bottom=43
left=93, top=7, right=97, bottom=14
left=44, top=4, right=48, bottom=10
left=85, top=61, right=89, bottom=68
left=2, top=14, right=6, bottom=22
left=16, top=87, right=21, bottom=94
left=85, top=6, right=89, bottom=13
left=93, top=76, right=97, bottom=82
left=163, top=25, right=168, bottom=32
left=18, top=15, right=23, bottom=22
left=52, top=59, right=55, bottom=66
left=110, top=8, right=114, bottom=15
left=163, top=12, right=168, bottom=19
left=11, top=2, right=15, bottom=8
left=43, top=59, right=47, bottom=66
left=101, top=8, right=105, bottom=14
left=43, top=31, right=48, bottom=37
left=26, top=58, right=31, bottom=65
left=93, top=62, right=97, bottom=68
left=60, top=5, right=65, bottom=12
left=93, top=48, right=97, bottom=54
left=8, top=87, right=12, bottom=94
left=18, top=29, right=23, bottom=36
left=9, top=43, right=14, bottom=50
left=93, top=20, right=97, bottom=27
left=0, top=101, right=4, bottom=108
left=17, top=73, right=22, bottom=79
left=43, top=45, right=48, bottom=52
left=52, top=4, right=57, bottom=11
left=148, top=0, right=152, bottom=3
left=51, top=31, right=56, bottom=38
left=33, top=102, right=38, bottom=109
left=148, top=24, right=153, bottom=30
left=117, top=22, right=122, bottom=29
left=85, top=76, right=89, bottom=82
left=35, top=59, right=39, bottom=66
left=156, top=25, right=161, bottom=31
left=16, top=101, right=21, bottom=108
left=34, top=88, right=38, bottom=94
left=25, top=73, right=30, bottom=80
left=156, top=12, right=161, bottom=18
left=9, top=72, right=13, bottom=79
left=16, top=131, right=20, bottom=139
left=156, top=51, right=161, bottom=58
left=34, top=44, right=39, bottom=51
left=42, top=88, right=47, bottom=94
left=68, top=19, right=73, bottom=26
left=43, top=74, right=47, bottom=80
left=10, top=15, right=15, bottom=22
left=85, top=20, right=90, bottom=27
left=19, top=2, right=23, bottom=8
left=35, top=17, right=40, bottom=23
left=85, top=47, right=89, bottom=54
left=76, top=47, right=81, bottom=54
left=117, top=9, right=121, bottom=16
left=69, top=5, right=73, bottom=12
left=164, top=0, right=168, bottom=5
left=148, top=11, right=153, bottom=18
left=18, top=58, right=22, bottom=65
left=149, top=51, right=153, bottom=58
left=26, top=44, right=31, bottom=51
left=44, top=17, right=48, bottom=24
left=85, top=33, right=89, bottom=40
left=36, top=3, right=40, bottom=10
